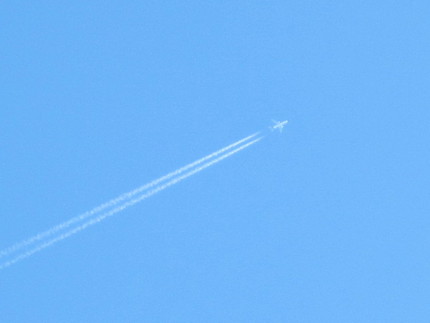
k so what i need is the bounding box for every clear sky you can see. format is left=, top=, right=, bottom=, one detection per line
left=1, top=1, right=429, bottom=322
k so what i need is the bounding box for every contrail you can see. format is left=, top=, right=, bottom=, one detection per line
left=0, top=132, right=260, bottom=260
left=0, top=136, right=263, bottom=270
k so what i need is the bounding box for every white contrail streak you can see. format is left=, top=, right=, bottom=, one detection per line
left=0, top=132, right=260, bottom=260
left=0, top=136, right=263, bottom=270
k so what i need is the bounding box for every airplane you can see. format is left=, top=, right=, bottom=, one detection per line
left=270, top=119, right=289, bottom=132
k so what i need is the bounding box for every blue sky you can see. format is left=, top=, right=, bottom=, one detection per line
left=1, top=1, right=429, bottom=322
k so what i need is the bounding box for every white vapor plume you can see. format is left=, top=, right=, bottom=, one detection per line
left=0, top=132, right=260, bottom=260
left=0, top=136, right=263, bottom=270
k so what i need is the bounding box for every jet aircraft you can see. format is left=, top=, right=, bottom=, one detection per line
left=270, top=119, right=289, bottom=132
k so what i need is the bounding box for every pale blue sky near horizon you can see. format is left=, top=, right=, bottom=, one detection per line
left=1, top=1, right=429, bottom=322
